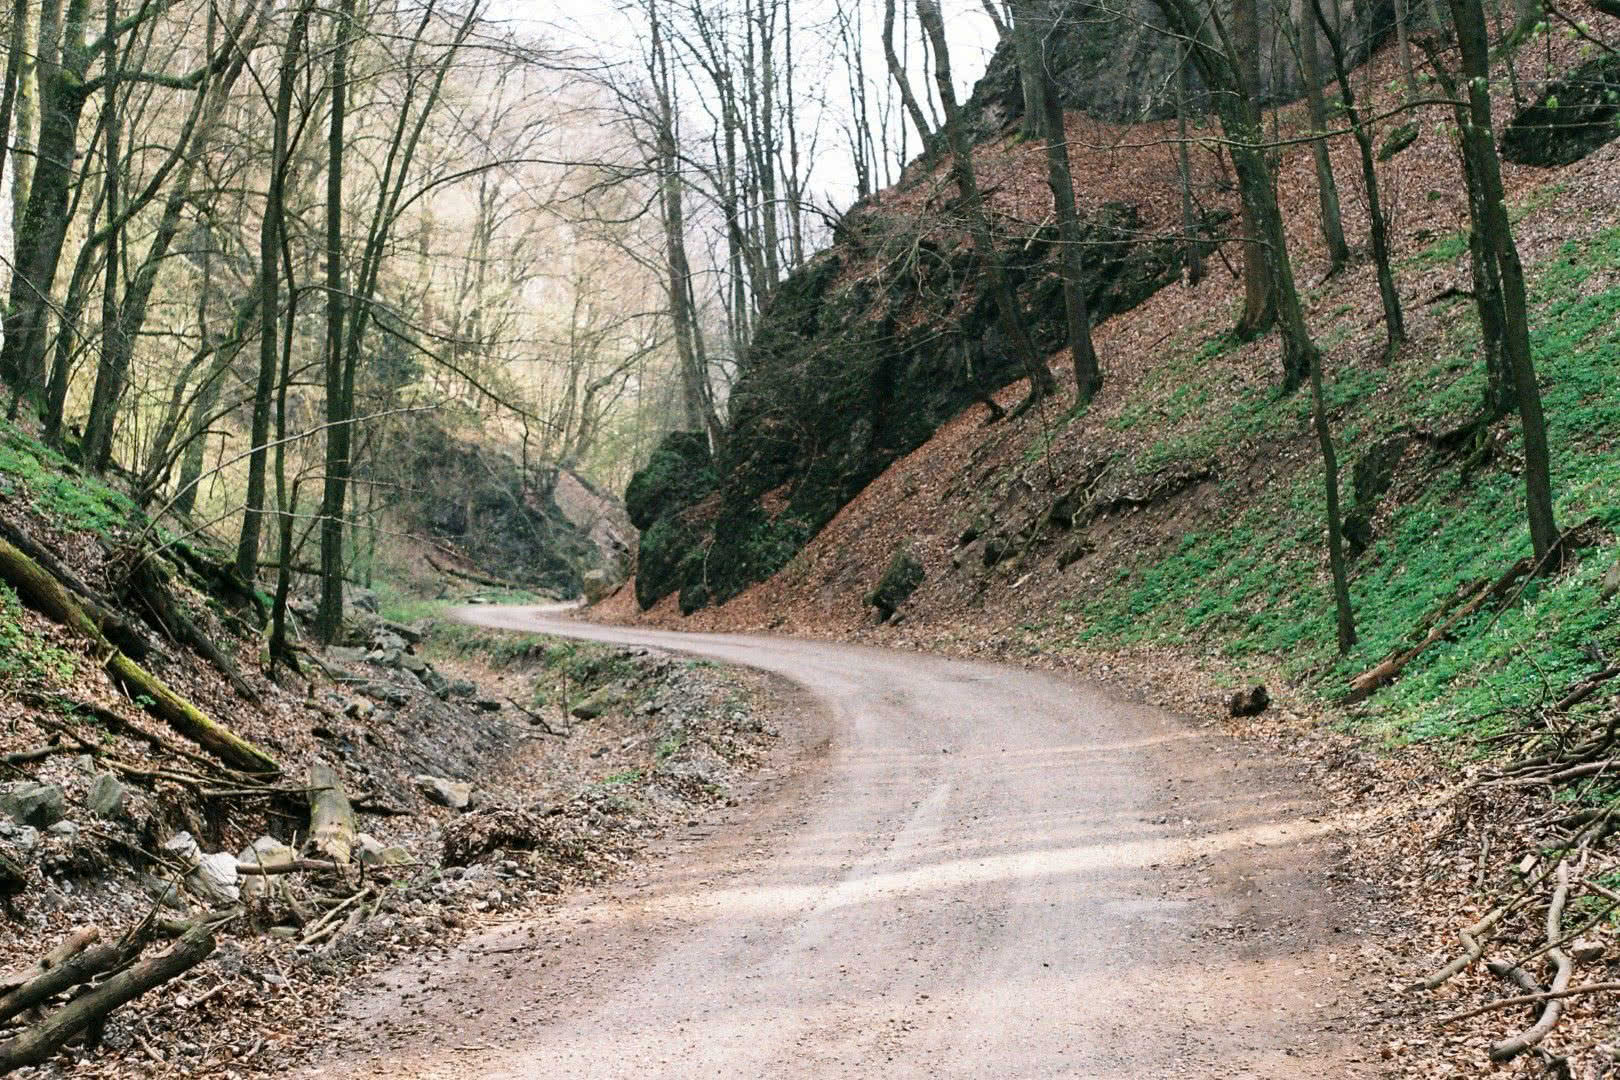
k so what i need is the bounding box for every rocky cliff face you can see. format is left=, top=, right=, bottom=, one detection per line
left=394, top=424, right=632, bottom=597
left=961, top=0, right=1398, bottom=129
left=628, top=199, right=1195, bottom=614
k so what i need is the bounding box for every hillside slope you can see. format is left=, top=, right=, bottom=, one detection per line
left=603, top=24, right=1620, bottom=1074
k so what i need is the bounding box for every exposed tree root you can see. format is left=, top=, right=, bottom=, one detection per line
left=1490, top=863, right=1573, bottom=1062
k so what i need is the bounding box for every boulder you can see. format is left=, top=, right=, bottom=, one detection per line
left=582, top=569, right=613, bottom=605
left=355, top=833, right=412, bottom=867
left=87, top=773, right=127, bottom=820
left=164, top=832, right=240, bottom=905
left=419, top=668, right=452, bottom=699
left=237, top=835, right=296, bottom=900
left=1, top=782, right=66, bottom=828
left=414, top=775, right=474, bottom=811
left=570, top=688, right=621, bottom=721
left=447, top=679, right=478, bottom=700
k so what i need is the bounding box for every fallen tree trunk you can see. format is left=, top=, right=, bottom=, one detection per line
left=125, top=552, right=259, bottom=703
left=0, top=923, right=214, bottom=1073
left=0, top=927, right=99, bottom=994
left=0, top=942, right=130, bottom=1026
left=0, top=537, right=280, bottom=775
left=0, top=519, right=154, bottom=661
left=1349, top=557, right=1532, bottom=697
left=307, top=763, right=355, bottom=865
left=424, top=553, right=540, bottom=593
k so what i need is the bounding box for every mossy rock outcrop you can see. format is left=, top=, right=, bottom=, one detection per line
left=625, top=199, right=1189, bottom=614
left=1501, top=53, right=1620, bottom=168
left=866, top=548, right=925, bottom=622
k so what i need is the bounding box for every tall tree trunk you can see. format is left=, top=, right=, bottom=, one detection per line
left=883, top=0, right=933, bottom=143
left=1297, top=5, right=1349, bottom=274
left=1013, top=0, right=1100, bottom=401
left=917, top=0, right=1055, bottom=413
left=1313, top=0, right=1403, bottom=350
left=316, top=0, right=357, bottom=644
left=1175, top=55, right=1203, bottom=285
left=81, top=0, right=119, bottom=468
left=1230, top=0, right=1275, bottom=337
left=0, top=0, right=91, bottom=403
left=1441, top=0, right=1560, bottom=564
left=1009, top=0, right=1050, bottom=139
left=236, top=0, right=313, bottom=583
left=8, top=0, right=43, bottom=253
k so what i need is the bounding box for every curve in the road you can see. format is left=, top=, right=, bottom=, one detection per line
left=323, top=606, right=1373, bottom=1079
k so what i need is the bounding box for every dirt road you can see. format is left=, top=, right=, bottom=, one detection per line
left=319, top=606, right=1378, bottom=1078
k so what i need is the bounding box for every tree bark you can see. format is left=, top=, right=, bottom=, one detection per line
left=1014, top=0, right=1101, bottom=401
left=1314, top=0, right=1405, bottom=351
left=237, top=0, right=313, bottom=583
left=1297, top=5, right=1349, bottom=274
left=0, top=923, right=215, bottom=1072
left=1436, top=0, right=1560, bottom=563
left=308, top=762, right=355, bottom=865
left=316, top=0, right=357, bottom=644
left=883, top=0, right=933, bottom=143
left=917, top=0, right=1055, bottom=412
left=1229, top=0, right=1275, bottom=336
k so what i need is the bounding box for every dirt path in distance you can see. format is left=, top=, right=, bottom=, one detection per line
left=311, top=607, right=1384, bottom=1079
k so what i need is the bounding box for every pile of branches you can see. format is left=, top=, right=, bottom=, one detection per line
left=1411, top=666, right=1620, bottom=1063
left=0, top=763, right=418, bottom=1074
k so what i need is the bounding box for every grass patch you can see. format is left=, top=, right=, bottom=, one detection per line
left=1073, top=225, right=1620, bottom=745
left=0, top=422, right=136, bottom=535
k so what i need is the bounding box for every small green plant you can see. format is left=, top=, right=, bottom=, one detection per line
left=0, top=584, right=75, bottom=687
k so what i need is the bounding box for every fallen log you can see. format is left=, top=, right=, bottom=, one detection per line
left=424, top=553, right=541, bottom=593
left=0, top=537, right=279, bottom=775
left=0, top=927, right=99, bottom=994
left=235, top=858, right=342, bottom=876
left=125, top=552, right=259, bottom=703
left=0, top=942, right=131, bottom=1026
left=0, top=519, right=154, bottom=661
left=308, top=763, right=355, bottom=865
left=0, top=922, right=214, bottom=1073
left=1350, top=558, right=1532, bottom=697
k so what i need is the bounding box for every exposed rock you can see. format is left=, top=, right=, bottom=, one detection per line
left=414, top=775, right=474, bottom=811
left=1, top=781, right=66, bottom=828
left=87, top=773, right=127, bottom=820
left=1501, top=52, right=1620, bottom=168
left=164, top=832, right=241, bottom=905
left=1228, top=685, right=1271, bottom=718
left=570, top=688, right=622, bottom=721
left=582, top=569, right=613, bottom=605
left=419, top=668, right=452, bottom=699
left=1571, top=938, right=1607, bottom=964
left=866, top=547, right=925, bottom=622
left=360, top=682, right=411, bottom=707
left=46, top=820, right=77, bottom=838
left=237, top=836, right=294, bottom=900
left=627, top=192, right=1221, bottom=615
left=345, top=698, right=375, bottom=721
left=447, top=680, right=478, bottom=700
left=355, top=832, right=412, bottom=867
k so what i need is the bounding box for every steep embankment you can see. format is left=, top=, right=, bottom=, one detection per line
left=605, top=24, right=1620, bottom=1075
left=0, top=420, right=770, bottom=1075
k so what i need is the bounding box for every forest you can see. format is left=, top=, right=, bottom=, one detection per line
left=0, top=0, right=1618, bottom=1073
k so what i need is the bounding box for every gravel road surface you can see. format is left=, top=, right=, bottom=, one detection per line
left=317, top=606, right=1376, bottom=1079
